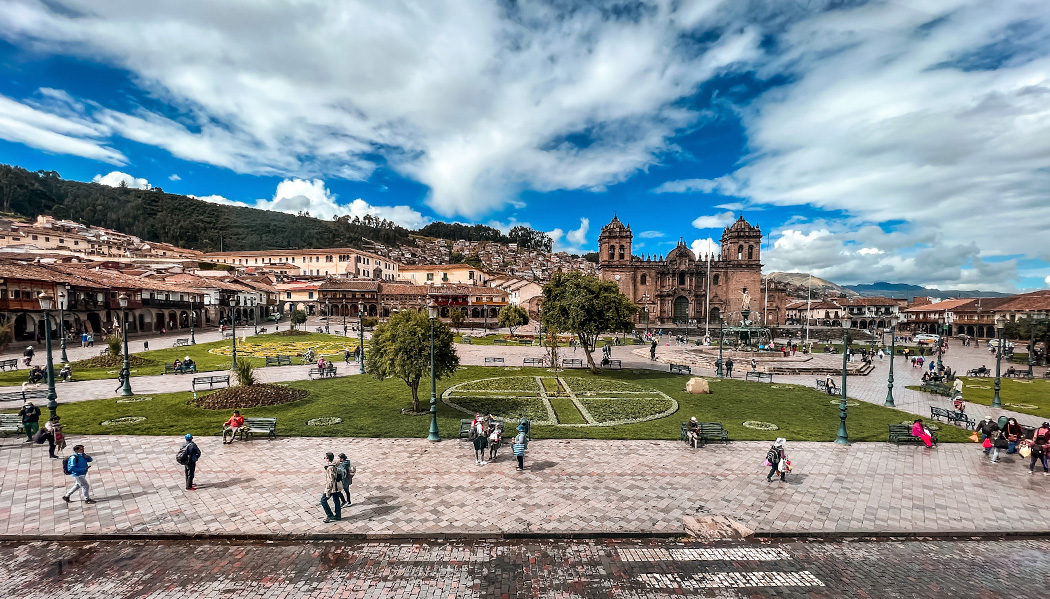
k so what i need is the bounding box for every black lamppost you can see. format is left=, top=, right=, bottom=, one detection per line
left=358, top=301, right=365, bottom=374
left=992, top=318, right=1004, bottom=408
left=427, top=301, right=441, bottom=442
left=253, top=296, right=259, bottom=335
left=342, top=305, right=347, bottom=336
left=118, top=292, right=133, bottom=396
left=1028, top=319, right=1035, bottom=378
left=189, top=295, right=196, bottom=344
left=324, top=300, right=330, bottom=334
left=56, top=285, right=68, bottom=361
left=230, top=294, right=238, bottom=370
left=38, top=291, right=59, bottom=419
left=715, top=321, right=725, bottom=377
left=885, top=324, right=896, bottom=407
left=835, top=332, right=850, bottom=445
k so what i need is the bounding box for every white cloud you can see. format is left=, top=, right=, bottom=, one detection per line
left=639, top=230, right=665, bottom=238
left=857, top=247, right=883, bottom=256
left=168, top=174, right=181, bottom=181
left=1045, top=274, right=1050, bottom=288
left=190, top=194, right=242, bottom=206
left=566, top=218, right=589, bottom=247
left=691, top=211, right=735, bottom=229
left=654, top=178, right=723, bottom=194
left=690, top=238, right=720, bottom=258
left=549, top=218, right=591, bottom=253
left=92, top=171, right=150, bottom=189
left=344, top=198, right=430, bottom=230
left=486, top=218, right=532, bottom=235
left=0, top=92, right=125, bottom=164
left=0, top=1, right=763, bottom=219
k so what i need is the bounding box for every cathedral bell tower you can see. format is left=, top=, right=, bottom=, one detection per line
left=721, top=216, right=762, bottom=263
left=598, top=215, right=633, bottom=267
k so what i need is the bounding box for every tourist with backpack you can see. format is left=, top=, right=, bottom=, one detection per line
left=512, top=424, right=528, bottom=471
left=61, top=444, right=95, bottom=504
left=176, top=434, right=202, bottom=490
left=336, top=453, right=356, bottom=506
left=320, top=452, right=341, bottom=522
left=765, top=438, right=789, bottom=482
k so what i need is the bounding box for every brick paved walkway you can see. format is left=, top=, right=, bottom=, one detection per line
left=2, top=432, right=1050, bottom=540
left=2, top=538, right=1047, bottom=598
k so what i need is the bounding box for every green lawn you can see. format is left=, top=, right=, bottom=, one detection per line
left=2, top=332, right=357, bottom=386
left=453, top=334, right=635, bottom=346
left=5, top=366, right=973, bottom=442
left=951, top=376, right=1050, bottom=420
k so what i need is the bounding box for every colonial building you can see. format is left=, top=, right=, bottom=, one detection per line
left=597, top=215, right=762, bottom=328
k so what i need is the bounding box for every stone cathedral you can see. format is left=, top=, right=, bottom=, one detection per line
left=597, top=215, right=763, bottom=328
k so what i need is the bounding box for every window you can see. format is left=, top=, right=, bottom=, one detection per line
left=608, top=245, right=615, bottom=259
left=308, top=292, right=314, bottom=299
left=74, top=241, right=79, bottom=246
left=59, top=238, right=64, bottom=243
left=286, top=292, right=292, bottom=299
left=677, top=272, right=686, bottom=286
left=640, top=274, right=646, bottom=285
left=469, top=271, right=474, bottom=280
left=45, top=237, right=50, bottom=242
left=737, top=245, right=743, bottom=260
left=747, top=245, right=754, bottom=260
left=426, top=273, right=434, bottom=281
left=712, top=274, right=720, bottom=285
left=32, top=235, right=38, bottom=240
left=618, top=245, right=625, bottom=260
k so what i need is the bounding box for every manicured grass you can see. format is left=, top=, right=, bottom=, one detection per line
left=453, top=334, right=635, bottom=346
left=548, top=395, right=587, bottom=424
left=3, top=366, right=974, bottom=442
left=0, top=332, right=356, bottom=386
left=950, top=377, right=1050, bottom=420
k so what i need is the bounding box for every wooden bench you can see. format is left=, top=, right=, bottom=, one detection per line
left=222, top=331, right=234, bottom=339
left=308, top=365, right=338, bottom=378
left=484, top=357, right=505, bottom=365
left=966, top=368, right=990, bottom=377
left=602, top=359, right=622, bottom=369
left=523, top=357, right=546, bottom=366
left=920, top=380, right=953, bottom=396
left=493, top=338, right=507, bottom=346
left=562, top=358, right=583, bottom=368
left=242, top=417, right=277, bottom=440
left=697, top=422, right=729, bottom=446
left=192, top=375, right=230, bottom=390
left=0, top=413, right=23, bottom=436
left=929, top=406, right=975, bottom=430
left=888, top=423, right=938, bottom=445
left=258, top=328, right=267, bottom=333
left=0, top=388, right=49, bottom=404
left=746, top=371, right=773, bottom=383
left=172, top=338, right=190, bottom=347
left=669, top=363, right=691, bottom=375
left=461, top=336, right=472, bottom=344
left=0, top=358, right=19, bottom=371
left=265, top=355, right=293, bottom=367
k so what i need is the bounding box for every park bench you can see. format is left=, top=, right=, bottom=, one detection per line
left=518, top=339, right=532, bottom=345
left=562, top=358, right=584, bottom=368
left=0, top=358, right=19, bottom=371
left=258, top=327, right=267, bottom=334
left=888, top=423, right=938, bottom=446
left=966, top=368, right=989, bottom=377
left=242, top=417, right=278, bottom=440
left=192, top=375, right=230, bottom=390
left=920, top=380, right=953, bottom=396
left=690, top=422, right=729, bottom=447
left=99, top=348, right=110, bottom=356
left=222, top=331, right=234, bottom=339
left=669, top=363, right=691, bottom=375
left=1005, top=370, right=1033, bottom=379
left=172, top=338, right=190, bottom=347
left=493, top=338, right=507, bottom=346
left=461, top=336, right=472, bottom=344
left=308, top=365, right=338, bottom=379
left=1044, top=370, right=1050, bottom=380
left=746, top=371, right=773, bottom=383
left=815, top=379, right=838, bottom=394
left=0, top=414, right=22, bottom=436
left=484, top=357, right=505, bottom=366
left=0, top=388, right=48, bottom=404
left=523, top=357, right=546, bottom=367
left=265, top=355, right=293, bottom=367
left=164, top=363, right=184, bottom=375
left=930, top=406, right=976, bottom=430
left=601, top=359, right=622, bottom=369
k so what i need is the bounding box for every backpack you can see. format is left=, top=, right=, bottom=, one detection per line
left=766, top=448, right=779, bottom=464
left=62, top=456, right=74, bottom=475
left=175, top=446, right=190, bottom=465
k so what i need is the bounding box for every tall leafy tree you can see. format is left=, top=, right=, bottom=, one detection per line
left=366, top=310, right=459, bottom=412
left=449, top=307, right=466, bottom=333
left=497, top=304, right=529, bottom=337
left=541, top=272, right=637, bottom=373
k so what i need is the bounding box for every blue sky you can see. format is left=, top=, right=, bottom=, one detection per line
left=2, top=0, right=1049, bottom=292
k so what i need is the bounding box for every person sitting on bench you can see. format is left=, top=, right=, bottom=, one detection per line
left=28, top=366, right=44, bottom=384
left=181, top=357, right=196, bottom=373
left=222, top=410, right=246, bottom=444
left=58, top=364, right=73, bottom=382
left=686, top=417, right=700, bottom=448
left=824, top=374, right=838, bottom=395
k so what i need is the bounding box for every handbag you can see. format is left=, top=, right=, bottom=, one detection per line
left=968, top=432, right=979, bottom=443
left=32, top=429, right=47, bottom=444
left=1020, top=444, right=1032, bottom=458
left=982, top=438, right=992, bottom=449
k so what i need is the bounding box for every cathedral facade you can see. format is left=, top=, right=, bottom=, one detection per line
left=597, top=215, right=763, bottom=329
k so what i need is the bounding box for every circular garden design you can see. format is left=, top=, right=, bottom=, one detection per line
left=441, top=376, right=678, bottom=427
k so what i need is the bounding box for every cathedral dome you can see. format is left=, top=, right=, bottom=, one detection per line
left=666, top=241, right=696, bottom=263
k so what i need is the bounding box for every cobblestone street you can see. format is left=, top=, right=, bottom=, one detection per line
left=2, top=538, right=1045, bottom=598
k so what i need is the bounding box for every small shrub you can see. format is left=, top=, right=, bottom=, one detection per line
left=234, top=358, right=257, bottom=387
left=362, top=316, right=379, bottom=328
left=106, top=335, right=122, bottom=357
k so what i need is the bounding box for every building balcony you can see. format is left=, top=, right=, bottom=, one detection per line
left=141, top=298, right=194, bottom=310
left=0, top=298, right=42, bottom=311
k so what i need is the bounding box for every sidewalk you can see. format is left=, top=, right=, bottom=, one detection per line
left=1, top=434, right=1049, bottom=540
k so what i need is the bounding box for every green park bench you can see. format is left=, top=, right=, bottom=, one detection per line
left=523, top=357, right=545, bottom=366
left=242, top=417, right=278, bottom=440
left=265, top=355, right=292, bottom=367
left=888, top=423, right=937, bottom=446
left=0, top=414, right=23, bottom=436
left=745, top=371, right=773, bottom=383
left=308, top=365, right=338, bottom=378
left=669, top=363, right=691, bottom=375
left=192, top=375, right=230, bottom=390
left=0, top=358, right=19, bottom=370
left=929, top=406, right=975, bottom=430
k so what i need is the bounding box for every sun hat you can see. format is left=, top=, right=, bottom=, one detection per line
left=185, top=434, right=193, bottom=440
left=690, top=416, right=697, bottom=422
left=773, top=438, right=786, bottom=448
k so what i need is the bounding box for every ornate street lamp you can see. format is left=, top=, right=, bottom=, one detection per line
left=427, top=300, right=441, bottom=442
left=117, top=292, right=134, bottom=396
left=189, top=295, right=196, bottom=344
left=884, top=324, right=896, bottom=407
left=324, top=300, right=330, bottom=334
left=992, top=317, right=1004, bottom=408
left=230, top=293, right=238, bottom=369
left=835, top=331, right=850, bottom=445
left=715, top=320, right=725, bottom=377
left=56, top=285, right=68, bottom=361
left=935, top=316, right=945, bottom=374
left=253, top=296, right=259, bottom=335
left=1028, top=318, right=1036, bottom=378
left=38, top=291, right=59, bottom=419
left=358, top=301, right=365, bottom=374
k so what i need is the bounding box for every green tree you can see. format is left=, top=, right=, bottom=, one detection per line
left=497, top=304, right=529, bottom=337
left=449, top=307, right=465, bottom=332
left=366, top=310, right=460, bottom=412
left=290, top=310, right=307, bottom=330
left=541, top=272, right=637, bottom=373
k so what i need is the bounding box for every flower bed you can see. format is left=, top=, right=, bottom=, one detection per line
left=208, top=340, right=355, bottom=358
left=73, top=354, right=154, bottom=369
left=742, top=421, right=779, bottom=430
left=456, top=376, right=540, bottom=392
left=194, top=384, right=309, bottom=410
left=446, top=395, right=550, bottom=422
left=307, top=417, right=343, bottom=426
left=116, top=396, right=153, bottom=403
left=562, top=377, right=642, bottom=393
left=101, top=416, right=146, bottom=426
left=576, top=397, right=674, bottom=423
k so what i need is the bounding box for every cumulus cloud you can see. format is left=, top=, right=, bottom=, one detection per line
left=692, top=212, right=735, bottom=229
left=344, top=198, right=430, bottom=230
left=639, top=230, right=665, bottom=239
left=92, top=171, right=150, bottom=189
left=549, top=218, right=591, bottom=253
left=690, top=238, right=720, bottom=258
left=1045, top=275, right=1050, bottom=288
left=168, top=174, right=181, bottom=181
left=0, top=1, right=764, bottom=219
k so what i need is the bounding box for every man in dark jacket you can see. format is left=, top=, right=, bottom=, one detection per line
left=976, top=416, right=999, bottom=456
left=18, top=401, right=41, bottom=442
left=180, top=434, right=202, bottom=490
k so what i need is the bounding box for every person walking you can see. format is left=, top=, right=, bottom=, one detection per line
left=976, top=416, right=999, bottom=457
left=143, top=340, right=149, bottom=351
left=725, top=357, right=734, bottom=378
left=750, top=357, right=757, bottom=372
left=62, top=444, right=96, bottom=504
left=512, top=424, right=528, bottom=471
left=22, top=345, right=34, bottom=367
left=18, top=401, right=41, bottom=443
left=178, top=434, right=202, bottom=490
left=320, top=452, right=341, bottom=522
left=765, top=438, right=788, bottom=482
left=336, top=453, right=355, bottom=507
left=1003, top=418, right=1024, bottom=454
left=114, top=366, right=129, bottom=394
left=80, top=332, right=88, bottom=348
left=1028, top=428, right=1049, bottom=475
left=36, top=415, right=64, bottom=459
left=470, top=418, right=489, bottom=465
left=650, top=339, right=657, bottom=361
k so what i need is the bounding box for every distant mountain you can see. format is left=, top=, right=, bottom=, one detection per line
left=767, top=272, right=858, bottom=298
left=844, top=282, right=1010, bottom=299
